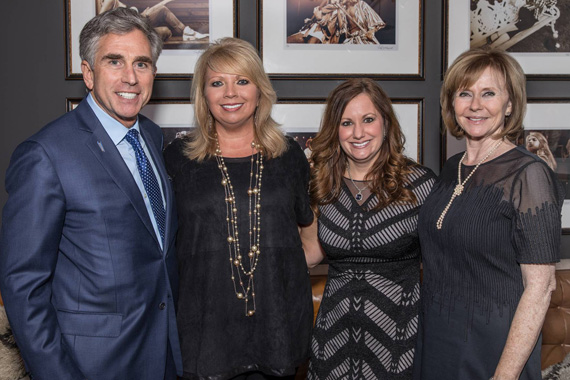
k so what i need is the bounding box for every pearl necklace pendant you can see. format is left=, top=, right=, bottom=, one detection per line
left=436, top=139, right=503, bottom=230
left=453, top=184, right=464, bottom=196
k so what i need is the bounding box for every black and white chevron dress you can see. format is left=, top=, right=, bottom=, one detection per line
left=308, top=165, right=435, bottom=380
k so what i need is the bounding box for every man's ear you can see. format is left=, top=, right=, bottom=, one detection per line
left=81, top=60, right=94, bottom=91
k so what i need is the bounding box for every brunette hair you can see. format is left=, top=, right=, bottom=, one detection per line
left=185, top=37, right=286, bottom=160
left=441, top=47, right=526, bottom=141
left=310, top=78, right=417, bottom=211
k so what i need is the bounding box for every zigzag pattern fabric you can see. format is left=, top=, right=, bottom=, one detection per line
left=308, top=165, right=435, bottom=380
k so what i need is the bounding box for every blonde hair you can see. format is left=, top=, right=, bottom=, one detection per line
left=185, top=37, right=286, bottom=160
left=441, top=48, right=526, bottom=142
left=310, top=78, right=417, bottom=211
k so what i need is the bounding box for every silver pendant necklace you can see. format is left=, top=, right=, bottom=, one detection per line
left=346, top=161, right=368, bottom=201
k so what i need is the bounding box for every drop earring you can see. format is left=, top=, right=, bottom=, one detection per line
left=208, top=113, right=213, bottom=130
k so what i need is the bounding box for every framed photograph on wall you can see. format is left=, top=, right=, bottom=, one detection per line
left=68, top=97, right=424, bottom=162
left=67, top=98, right=194, bottom=145
left=261, top=0, right=424, bottom=79
left=274, top=98, right=424, bottom=163
left=65, top=0, right=236, bottom=79
left=521, top=99, right=570, bottom=232
left=444, top=0, right=570, bottom=79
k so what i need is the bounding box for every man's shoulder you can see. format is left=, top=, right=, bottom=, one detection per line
left=29, top=100, right=93, bottom=144
left=138, top=113, right=161, bottom=133
left=138, top=113, right=163, bottom=146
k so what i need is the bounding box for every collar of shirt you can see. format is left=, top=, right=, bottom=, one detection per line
left=86, top=93, right=141, bottom=145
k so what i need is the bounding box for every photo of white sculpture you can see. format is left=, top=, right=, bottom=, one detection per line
left=470, top=0, right=569, bottom=52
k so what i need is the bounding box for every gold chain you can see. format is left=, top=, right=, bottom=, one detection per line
left=436, top=139, right=503, bottom=230
left=215, top=135, right=263, bottom=316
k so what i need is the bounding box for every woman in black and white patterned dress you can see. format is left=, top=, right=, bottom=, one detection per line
left=301, top=78, right=435, bottom=379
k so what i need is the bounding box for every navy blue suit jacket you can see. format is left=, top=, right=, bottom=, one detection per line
left=0, top=99, right=183, bottom=380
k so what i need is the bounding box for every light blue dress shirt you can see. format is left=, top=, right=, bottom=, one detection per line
left=86, top=94, right=165, bottom=250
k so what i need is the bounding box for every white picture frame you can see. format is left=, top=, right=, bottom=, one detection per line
left=65, top=0, right=235, bottom=79
left=445, top=0, right=570, bottom=78
left=261, top=0, right=424, bottom=79
left=273, top=99, right=423, bottom=162
left=67, top=97, right=424, bottom=163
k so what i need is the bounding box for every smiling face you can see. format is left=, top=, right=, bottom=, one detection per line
left=204, top=68, right=260, bottom=133
left=338, top=93, right=385, bottom=174
left=81, top=29, right=155, bottom=128
left=453, top=66, right=512, bottom=141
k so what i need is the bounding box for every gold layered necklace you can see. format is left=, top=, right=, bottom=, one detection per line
left=436, top=139, right=503, bottom=230
left=215, top=135, right=263, bottom=317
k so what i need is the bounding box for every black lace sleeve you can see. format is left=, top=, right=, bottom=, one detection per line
left=511, top=160, right=565, bottom=264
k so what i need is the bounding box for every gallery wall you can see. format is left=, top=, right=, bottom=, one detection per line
left=1, top=0, right=569, bottom=256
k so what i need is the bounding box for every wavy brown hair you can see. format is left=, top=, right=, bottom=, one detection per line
left=184, top=37, right=286, bottom=161
left=310, top=78, right=417, bottom=211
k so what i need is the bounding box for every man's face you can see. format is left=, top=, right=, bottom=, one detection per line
left=81, top=29, right=155, bottom=128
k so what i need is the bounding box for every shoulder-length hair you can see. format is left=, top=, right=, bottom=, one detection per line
left=310, top=78, right=417, bottom=211
left=184, top=37, right=286, bottom=161
left=441, top=47, right=526, bottom=142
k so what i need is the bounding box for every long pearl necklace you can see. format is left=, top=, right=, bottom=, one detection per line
left=215, top=136, right=263, bottom=317
left=346, top=161, right=368, bottom=201
left=436, top=139, right=503, bottom=230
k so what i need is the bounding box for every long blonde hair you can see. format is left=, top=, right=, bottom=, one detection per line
left=310, top=78, right=417, bottom=211
left=184, top=38, right=286, bottom=160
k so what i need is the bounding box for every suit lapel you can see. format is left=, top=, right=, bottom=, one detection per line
left=75, top=100, right=161, bottom=249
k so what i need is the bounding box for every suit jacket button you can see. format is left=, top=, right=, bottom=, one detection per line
left=159, top=302, right=166, bottom=310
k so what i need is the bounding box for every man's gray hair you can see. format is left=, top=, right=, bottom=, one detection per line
left=79, top=7, right=163, bottom=69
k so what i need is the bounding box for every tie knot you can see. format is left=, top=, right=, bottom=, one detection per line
left=125, top=128, right=141, bottom=148
left=127, top=128, right=140, bottom=140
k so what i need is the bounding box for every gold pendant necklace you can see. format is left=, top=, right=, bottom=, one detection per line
left=215, top=135, right=263, bottom=316
left=436, top=139, right=503, bottom=230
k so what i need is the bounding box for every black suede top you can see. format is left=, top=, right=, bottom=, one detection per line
left=164, top=136, right=314, bottom=380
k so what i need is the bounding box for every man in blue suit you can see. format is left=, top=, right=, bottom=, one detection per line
left=0, top=8, right=182, bottom=380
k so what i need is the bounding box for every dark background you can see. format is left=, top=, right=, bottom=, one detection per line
left=1, top=0, right=570, bottom=256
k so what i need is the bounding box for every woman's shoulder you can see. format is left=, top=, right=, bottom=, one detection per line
left=405, top=159, right=437, bottom=182
left=163, top=136, right=194, bottom=177
left=282, top=135, right=308, bottom=161
left=496, top=146, right=553, bottom=178
left=403, top=161, right=437, bottom=199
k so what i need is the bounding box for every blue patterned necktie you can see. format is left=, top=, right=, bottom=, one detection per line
left=125, top=128, right=166, bottom=244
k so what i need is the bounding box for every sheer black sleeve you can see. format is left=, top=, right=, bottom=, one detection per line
left=511, top=160, right=565, bottom=264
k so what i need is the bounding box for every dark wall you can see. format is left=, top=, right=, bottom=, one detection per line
left=1, top=0, right=569, bottom=256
